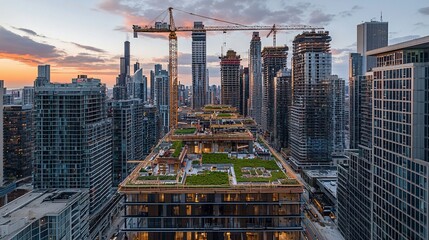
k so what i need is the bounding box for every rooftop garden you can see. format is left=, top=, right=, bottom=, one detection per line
left=204, top=105, right=227, bottom=109
left=171, top=141, right=183, bottom=158
left=186, top=171, right=229, bottom=186
left=217, top=113, right=233, bottom=117
left=174, top=128, right=196, bottom=135
left=202, top=153, right=287, bottom=183
left=137, top=175, right=177, bottom=181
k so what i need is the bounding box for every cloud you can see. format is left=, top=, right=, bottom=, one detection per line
left=414, top=22, right=429, bottom=28
left=12, top=27, right=46, bottom=38
left=331, top=48, right=354, bottom=55
left=71, top=42, right=106, bottom=53
left=98, top=0, right=320, bottom=40
left=339, top=5, right=362, bottom=18
left=308, top=10, right=335, bottom=25
left=418, top=7, right=429, bottom=15
left=0, top=27, right=118, bottom=76
left=0, top=26, right=61, bottom=64
left=57, top=53, right=105, bottom=66
left=389, top=35, right=420, bottom=45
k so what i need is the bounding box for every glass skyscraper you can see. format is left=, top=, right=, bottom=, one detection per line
left=192, top=21, right=207, bottom=109
left=33, top=75, right=112, bottom=215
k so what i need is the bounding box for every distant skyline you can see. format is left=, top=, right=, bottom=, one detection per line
left=0, top=0, right=428, bottom=88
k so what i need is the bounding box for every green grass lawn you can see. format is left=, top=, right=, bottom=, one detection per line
left=137, top=175, right=177, bottom=181
left=201, top=153, right=285, bottom=182
left=186, top=171, right=229, bottom=185
left=172, top=141, right=183, bottom=158
left=202, top=153, right=231, bottom=164
left=217, top=113, right=232, bottom=117
left=174, top=128, right=196, bottom=135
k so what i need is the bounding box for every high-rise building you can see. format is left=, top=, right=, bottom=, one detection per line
left=129, top=64, right=148, bottom=101
left=154, top=67, right=169, bottom=136
left=357, top=21, right=388, bottom=73
left=249, top=32, right=263, bottom=124
left=338, top=21, right=388, bottom=240
left=34, top=64, right=50, bottom=87
left=289, top=31, right=332, bottom=170
left=150, top=70, right=155, bottom=103
left=119, top=109, right=304, bottom=240
left=368, top=37, right=429, bottom=240
left=192, top=22, right=207, bottom=109
left=338, top=72, right=373, bottom=240
left=323, top=75, right=346, bottom=155
left=339, top=35, right=429, bottom=240
left=261, top=46, right=288, bottom=135
left=111, top=99, right=145, bottom=187
left=34, top=75, right=112, bottom=215
left=3, top=105, right=34, bottom=181
left=273, top=68, right=292, bottom=150
left=348, top=53, right=363, bottom=149
left=220, top=50, right=241, bottom=109
left=22, top=86, right=34, bottom=105
left=142, top=104, right=160, bottom=155
left=350, top=21, right=388, bottom=149
left=0, top=80, right=3, bottom=186
left=113, top=41, right=131, bottom=100
left=0, top=190, right=90, bottom=240
left=242, top=67, right=250, bottom=116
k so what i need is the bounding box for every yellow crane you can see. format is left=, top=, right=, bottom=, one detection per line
left=133, top=7, right=323, bottom=130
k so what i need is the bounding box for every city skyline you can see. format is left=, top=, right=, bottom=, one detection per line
left=0, top=0, right=428, bottom=88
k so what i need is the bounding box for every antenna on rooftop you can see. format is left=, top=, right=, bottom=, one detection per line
left=380, top=11, right=383, bottom=22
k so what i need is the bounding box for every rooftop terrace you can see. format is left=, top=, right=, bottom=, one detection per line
left=120, top=150, right=300, bottom=191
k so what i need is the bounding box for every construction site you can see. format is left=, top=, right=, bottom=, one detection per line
left=119, top=106, right=304, bottom=240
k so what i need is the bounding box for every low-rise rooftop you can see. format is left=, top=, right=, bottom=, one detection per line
left=0, top=189, right=86, bottom=239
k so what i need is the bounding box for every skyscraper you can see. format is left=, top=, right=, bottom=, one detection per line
left=348, top=53, right=363, bottom=149
left=338, top=21, right=388, bottom=240
left=34, top=64, right=50, bottom=87
left=111, top=99, right=145, bottom=187
left=368, top=37, right=429, bottom=240
left=113, top=41, right=131, bottom=100
left=142, top=104, right=160, bottom=155
left=150, top=70, right=155, bottom=103
left=128, top=64, right=148, bottom=101
left=154, top=66, right=169, bottom=136
left=22, top=86, right=34, bottom=105
left=289, top=31, right=332, bottom=170
left=324, top=75, right=346, bottom=154
left=192, top=22, right=207, bottom=109
left=249, top=32, right=262, bottom=124
left=273, top=68, right=292, bottom=150
left=3, top=105, right=34, bottom=181
left=357, top=21, right=388, bottom=73
left=34, top=75, right=112, bottom=215
left=350, top=21, right=388, bottom=149
left=220, top=50, right=241, bottom=109
left=0, top=80, right=3, bottom=186
left=261, top=46, right=288, bottom=134
left=242, top=67, right=250, bottom=116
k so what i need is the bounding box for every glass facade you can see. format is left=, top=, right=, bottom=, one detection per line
left=124, top=192, right=303, bottom=240
left=33, top=78, right=112, bottom=215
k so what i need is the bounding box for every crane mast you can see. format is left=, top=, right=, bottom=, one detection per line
left=133, top=7, right=324, bottom=130
left=168, top=7, right=178, bottom=130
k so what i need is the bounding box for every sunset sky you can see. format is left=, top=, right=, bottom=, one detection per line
left=0, top=0, right=428, bottom=89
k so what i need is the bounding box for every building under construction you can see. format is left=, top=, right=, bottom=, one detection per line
left=119, top=105, right=304, bottom=240
left=220, top=50, right=241, bottom=111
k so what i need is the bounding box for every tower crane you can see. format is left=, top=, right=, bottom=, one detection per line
left=133, top=7, right=324, bottom=130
